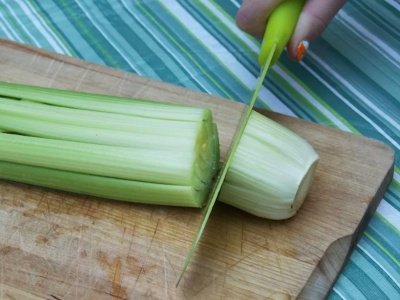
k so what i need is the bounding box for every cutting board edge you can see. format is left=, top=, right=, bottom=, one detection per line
left=298, top=159, right=394, bottom=300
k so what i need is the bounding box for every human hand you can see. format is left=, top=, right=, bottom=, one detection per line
left=236, top=0, right=348, bottom=61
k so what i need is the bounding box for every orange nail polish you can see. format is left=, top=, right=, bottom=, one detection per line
left=296, top=41, right=309, bottom=61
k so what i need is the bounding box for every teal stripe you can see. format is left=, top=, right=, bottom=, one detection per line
left=82, top=0, right=155, bottom=76
left=327, top=291, right=342, bottom=300
left=330, top=275, right=368, bottom=300
left=267, top=69, right=322, bottom=122
left=2, top=2, right=56, bottom=52
left=342, top=260, right=391, bottom=300
left=182, top=0, right=258, bottom=74
left=0, top=13, right=20, bottom=41
left=30, top=0, right=101, bottom=61
left=135, top=0, right=233, bottom=97
left=96, top=0, right=193, bottom=82
left=54, top=0, right=123, bottom=68
left=213, top=0, right=239, bottom=19
left=358, top=236, right=400, bottom=287
left=0, top=2, right=35, bottom=44
left=120, top=0, right=223, bottom=94
left=365, top=217, right=400, bottom=265
left=23, top=1, right=72, bottom=54
left=352, top=248, right=400, bottom=297
left=298, top=42, right=400, bottom=150
left=325, top=4, right=400, bottom=101
left=179, top=0, right=279, bottom=110
left=141, top=0, right=244, bottom=100
left=350, top=0, right=400, bottom=42
left=176, top=0, right=268, bottom=106
left=118, top=0, right=207, bottom=89
left=386, top=189, right=400, bottom=211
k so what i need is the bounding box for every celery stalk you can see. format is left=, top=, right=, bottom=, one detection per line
left=0, top=97, right=206, bottom=137
left=0, top=81, right=205, bottom=121
left=0, top=161, right=197, bottom=206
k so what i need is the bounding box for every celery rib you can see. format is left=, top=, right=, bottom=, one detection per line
left=0, top=97, right=204, bottom=136
left=0, top=161, right=202, bottom=207
left=0, top=133, right=194, bottom=185
left=0, top=81, right=209, bottom=121
left=0, top=114, right=196, bottom=149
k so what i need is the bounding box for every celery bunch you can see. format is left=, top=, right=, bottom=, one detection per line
left=0, top=82, right=219, bottom=207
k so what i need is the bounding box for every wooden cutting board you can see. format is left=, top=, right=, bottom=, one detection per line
left=0, top=39, right=394, bottom=300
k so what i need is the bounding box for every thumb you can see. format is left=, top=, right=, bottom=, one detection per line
left=287, top=0, right=347, bottom=61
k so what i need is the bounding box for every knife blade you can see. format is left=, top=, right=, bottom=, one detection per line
left=177, top=0, right=305, bottom=285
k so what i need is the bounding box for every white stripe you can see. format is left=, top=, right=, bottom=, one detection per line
left=337, top=10, right=400, bottom=69
left=384, top=0, right=400, bottom=11
left=74, top=0, right=140, bottom=73
left=229, top=0, right=241, bottom=8
left=2, top=2, right=42, bottom=47
left=394, top=170, right=400, bottom=184
left=331, top=287, right=347, bottom=300
left=314, top=46, right=400, bottom=136
left=377, top=199, right=400, bottom=231
left=307, top=53, right=400, bottom=150
left=0, top=13, right=21, bottom=42
left=17, top=1, right=70, bottom=54
left=358, top=243, right=400, bottom=288
left=161, top=0, right=294, bottom=115
left=275, top=65, right=350, bottom=127
left=121, top=0, right=212, bottom=92
left=201, top=0, right=259, bottom=52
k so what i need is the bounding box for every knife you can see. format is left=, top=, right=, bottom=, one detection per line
left=177, top=0, right=305, bottom=285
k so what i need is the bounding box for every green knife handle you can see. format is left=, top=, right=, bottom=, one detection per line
left=259, top=0, right=306, bottom=66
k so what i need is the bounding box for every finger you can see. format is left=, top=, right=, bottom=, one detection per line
left=287, top=0, right=348, bottom=61
left=236, top=0, right=284, bottom=37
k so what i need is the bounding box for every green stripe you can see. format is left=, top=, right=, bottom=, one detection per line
left=343, top=260, right=391, bottom=300
left=0, top=2, right=35, bottom=44
left=137, top=0, right=236, bottom=100
left=364, top=232, right=400, bottom=268
left=183, top=0, right=271, bottom=109
left=352, top=248, right=400, bottom=297
left=27, top=0, right=77, bottom=55
left=58, top=0, right=121, bottom=68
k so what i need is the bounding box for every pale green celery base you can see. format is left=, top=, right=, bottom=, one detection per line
left=218, top=111, right=319, bottom=220
left=192, top=123, right=220, bottom=206
left=0, top=161, right=202, bottom=207
left=219, top=155, right=319, bottom=220
left=292, top=159, right=319, bottom=212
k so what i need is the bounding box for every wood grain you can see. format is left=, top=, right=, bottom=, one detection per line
left=0, top=39, right=394, bottom=300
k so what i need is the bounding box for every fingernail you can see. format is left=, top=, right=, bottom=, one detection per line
left=296, top=40, right=309, bottom=61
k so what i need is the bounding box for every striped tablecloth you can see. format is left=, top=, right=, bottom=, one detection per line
left=1, top=1, right=399, bottom=298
